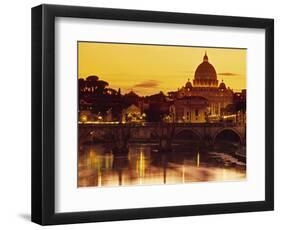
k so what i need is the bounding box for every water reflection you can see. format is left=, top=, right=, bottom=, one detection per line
left=78, top=143, right=246, bottom=187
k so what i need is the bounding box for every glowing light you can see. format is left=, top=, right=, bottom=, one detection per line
left=137, top=151, right=146, bottom=184
left=223, top=115, right=236, bottom=119
left=81, top=115, right=87, bottom=122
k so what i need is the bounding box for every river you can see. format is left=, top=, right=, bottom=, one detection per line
left=78, top=142, right=246, bottom=187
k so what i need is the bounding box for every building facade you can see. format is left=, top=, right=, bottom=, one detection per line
left=170, top=96, right=209, bottom=123
left=170, top=52, right=234, bottom=121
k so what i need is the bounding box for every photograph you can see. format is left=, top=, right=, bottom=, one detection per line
left=77, top=42, right=247, bottom=187
left=30, top=3, right=274, bottom=225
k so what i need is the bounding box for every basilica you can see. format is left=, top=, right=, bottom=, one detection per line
left=169, top=52, right=234, bottom=123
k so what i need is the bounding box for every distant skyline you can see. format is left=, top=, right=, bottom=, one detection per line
left=78, top=42, right=246, bottom=96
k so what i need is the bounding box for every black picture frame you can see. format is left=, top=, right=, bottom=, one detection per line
left=31, top=4, right=274, bottom=225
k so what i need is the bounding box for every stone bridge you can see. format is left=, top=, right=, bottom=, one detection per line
left=79, top=122, right=246, bottom=150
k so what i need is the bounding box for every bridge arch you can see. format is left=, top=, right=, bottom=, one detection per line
left=213, top=128, right=243, bottom=145
left=174, top=129, right=202, bottom=142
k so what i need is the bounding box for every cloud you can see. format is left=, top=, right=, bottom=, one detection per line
left=217, top=72, right=239, bottom=76
left=134, top=80, right=160, bottom=88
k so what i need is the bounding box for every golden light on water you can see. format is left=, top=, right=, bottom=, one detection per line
left=78, top=146, right=246, bottom=187
left=182, top=164, right=185, bottom=183
left=197, top=152, right=200, bottom=167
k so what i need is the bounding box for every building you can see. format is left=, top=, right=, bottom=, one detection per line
left=171, top=52, right=234, bottom=118
left=79, top=99, right=93, bottom=111
left=170, top=96, right=209, bottom=123
left=233, top=89, right=246, bottom=125
left=122, top=104, right=145, bottom=123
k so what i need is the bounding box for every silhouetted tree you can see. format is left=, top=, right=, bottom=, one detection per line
left=86, top=75, right=99, bottom=81
left=95, top=80, right=109, bottom=95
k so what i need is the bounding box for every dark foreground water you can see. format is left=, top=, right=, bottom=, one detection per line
left=78, top=143, right=246, bottom=187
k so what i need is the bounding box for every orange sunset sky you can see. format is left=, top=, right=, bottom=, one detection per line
left=78, top=42, right=246, bottom=96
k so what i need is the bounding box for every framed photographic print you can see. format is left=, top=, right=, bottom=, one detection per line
left=31, top=4, right=274, bottom=225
